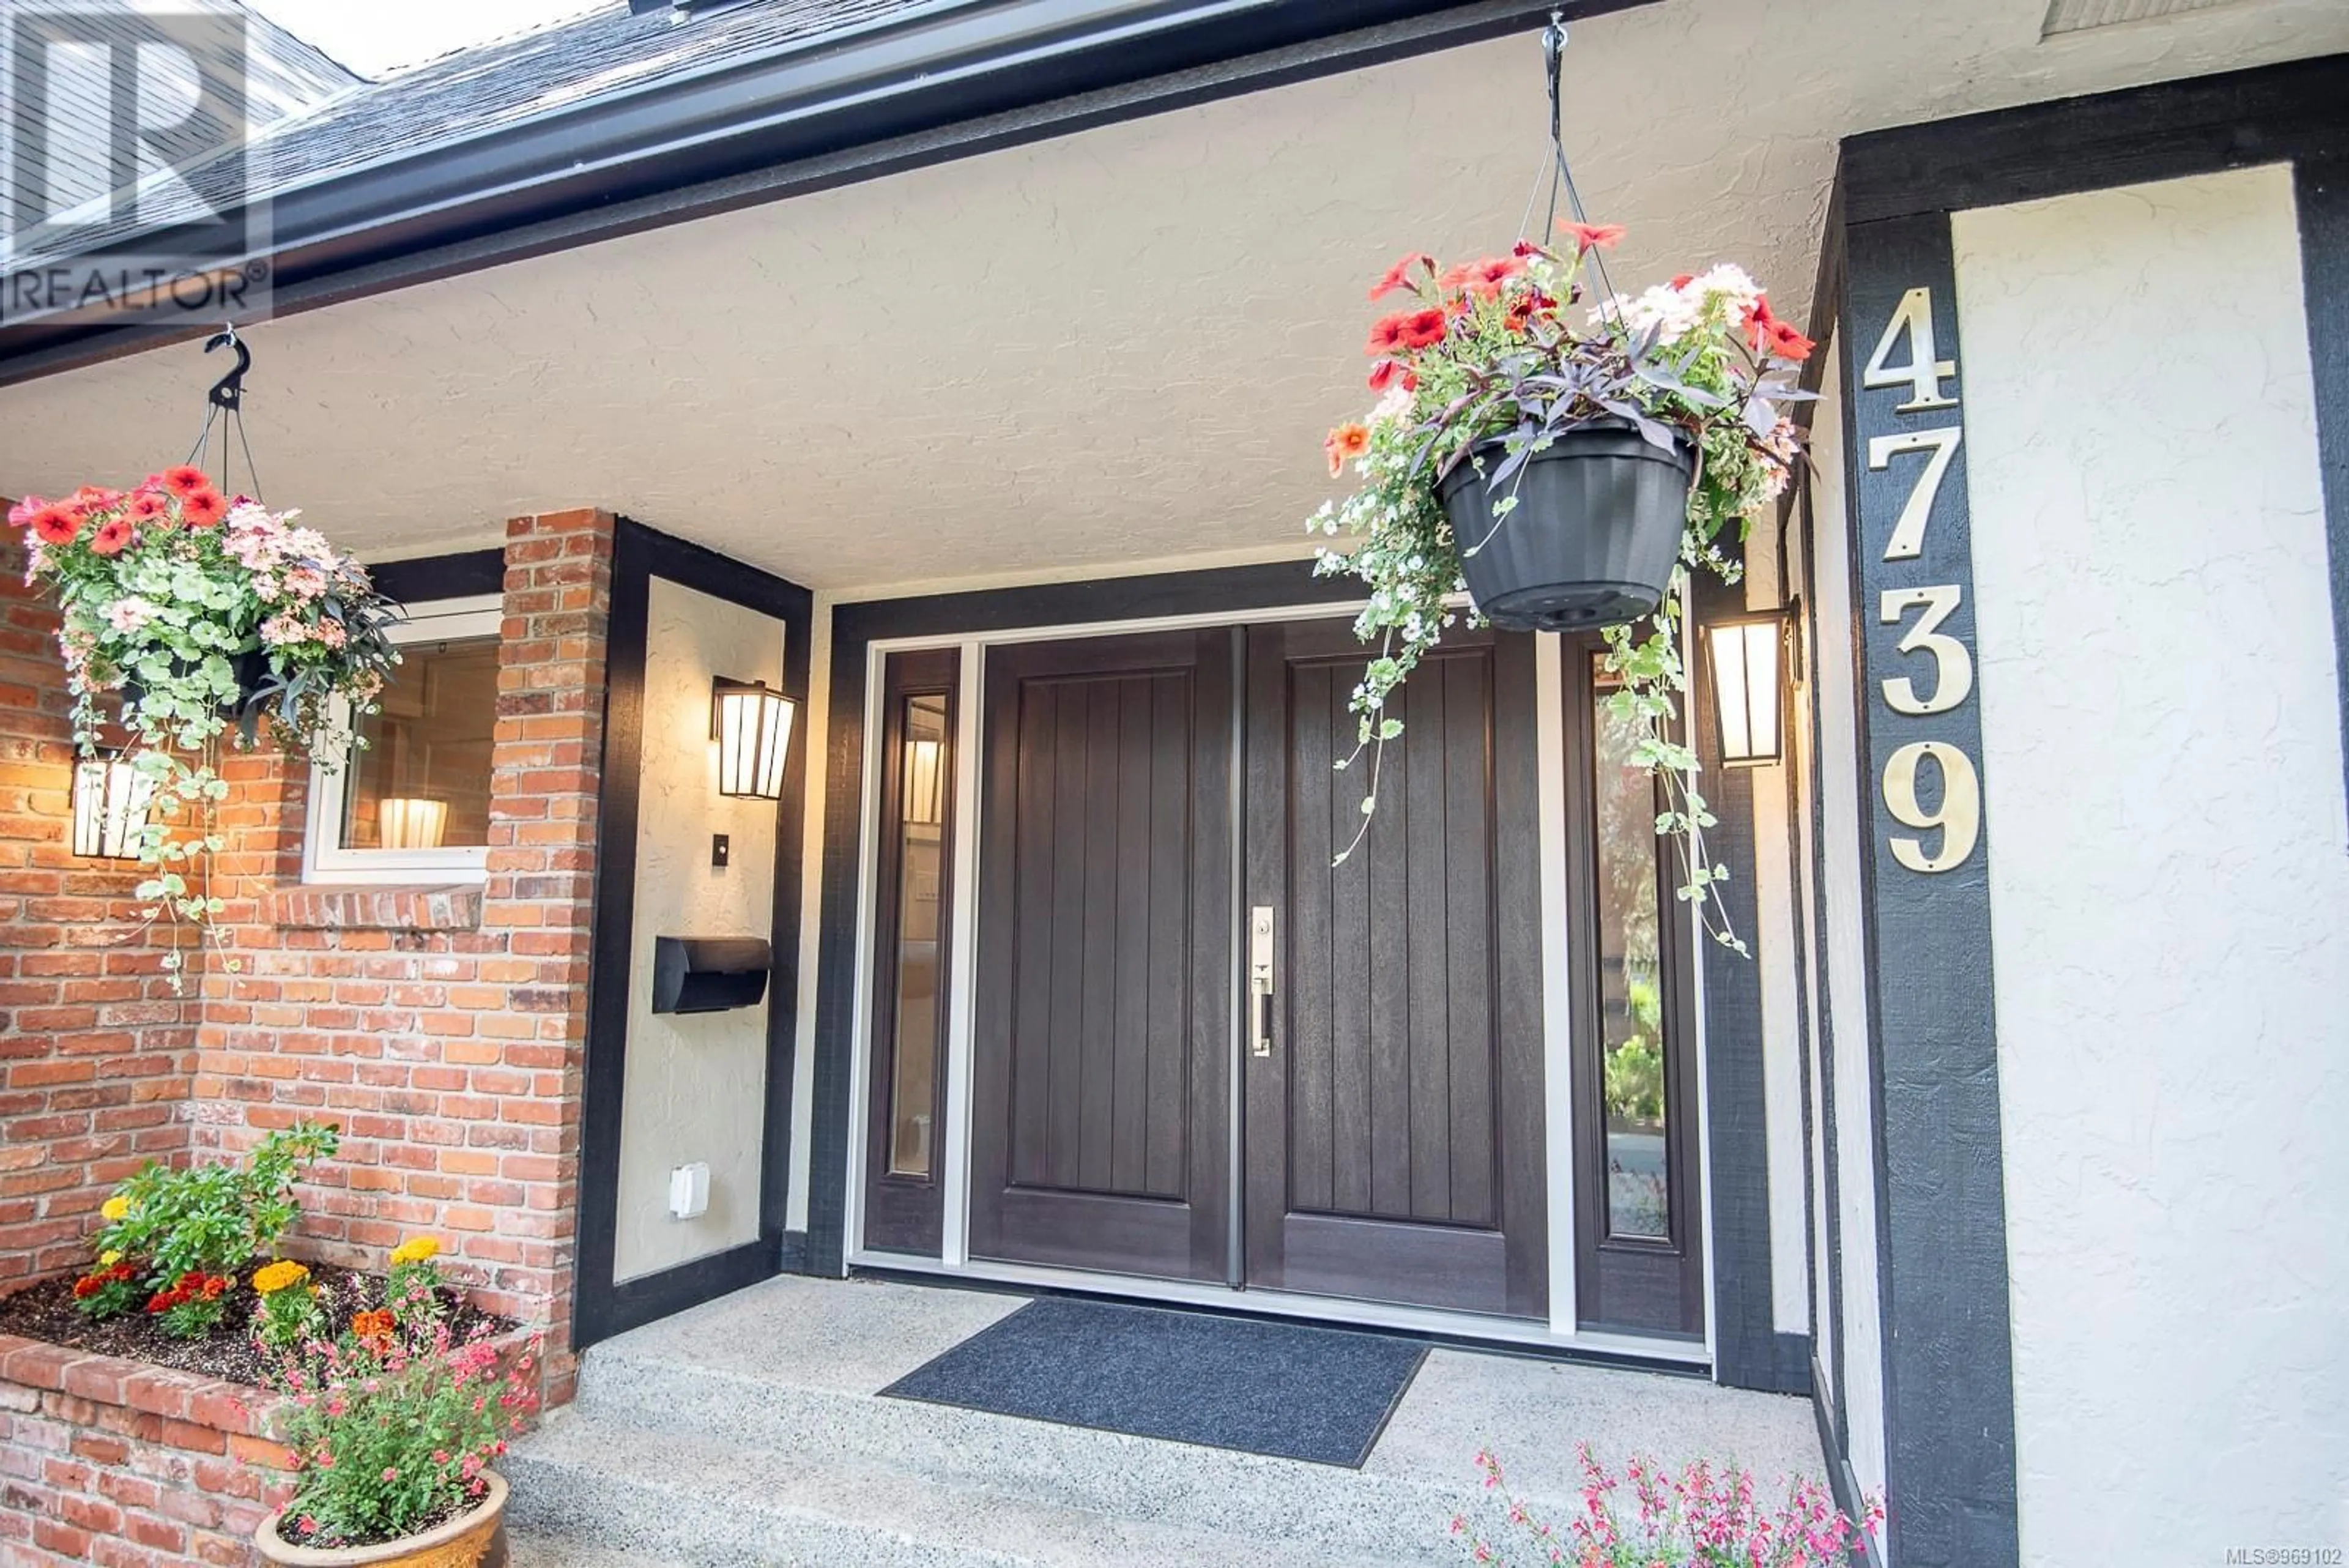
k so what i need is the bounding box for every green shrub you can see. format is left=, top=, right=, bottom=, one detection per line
left=95, top=1121, right=340, bottom=1288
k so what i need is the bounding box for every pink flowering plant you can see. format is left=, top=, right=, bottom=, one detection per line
left=258, top=1269, right=540, bottom=1550
left=1452, top=1446, right=1880, bottom=1568
left=7, top=469, right=399, bottom=983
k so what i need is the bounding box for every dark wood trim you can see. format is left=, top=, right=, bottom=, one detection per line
left=366, top=548, right=505, bottom=605
left=2296, top=154, right=2349, bottom=816
left=859, top=649, right=962, bottom=1257
left=575, top=517, right=815, bottom=1350
left=1836, top=213, right=2017, bottom=1568
left=1840, top=53, right=2349, bottom=226
left=833, top=559, right=1359, bottom=646
left=1689, top=570, right=1801, bottom=1390
left=1559, top=637, right=1704, bottom=1341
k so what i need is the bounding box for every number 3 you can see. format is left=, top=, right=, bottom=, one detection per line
left=1882, top=741, right=1981, bottom=873
left=1879, top=585, right=1973, bottom=715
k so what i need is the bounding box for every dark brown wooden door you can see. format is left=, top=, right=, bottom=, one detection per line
left=967, top=630, right=1234, bottom=1283
left=1240, top=620, right=1548, bottom=1318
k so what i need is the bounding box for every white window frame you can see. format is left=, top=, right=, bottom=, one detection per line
left=302, top=594, right=503, bottom=884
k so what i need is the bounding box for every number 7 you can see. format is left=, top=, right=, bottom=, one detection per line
left=1867, top=426, right=1963, bottom=562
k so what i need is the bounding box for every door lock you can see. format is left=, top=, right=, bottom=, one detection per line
left=1249, top=905, right=1275, bottom=1059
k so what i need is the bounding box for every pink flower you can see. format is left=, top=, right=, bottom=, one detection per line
left=106, top=597, right=158, bottom=633
left=382, top=1467, right=398, bottom=1482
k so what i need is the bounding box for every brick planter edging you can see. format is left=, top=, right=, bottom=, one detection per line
left=0, top=1331, right=292, bottom=1567
left=0, top=1325, right=543, bottom=1567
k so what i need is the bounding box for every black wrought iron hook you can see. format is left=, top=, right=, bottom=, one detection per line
left=1543, top=12, right=1566, bottom=149
left=203, top=325, right=250, bottom=413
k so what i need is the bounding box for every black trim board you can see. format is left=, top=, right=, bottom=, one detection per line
left=575, top=518, right=815, bottom=1350
left=1837, top=213, right=2017, bottom=1568
left=806, top=559, right=1362, bottom=1274
left=0, top=1, right=1655, bottom=386
left=364, top=548, right=505, bottom=606
left=2296, top=154, right=2349, bottom=818
left=1840, top=53, right=2348, bottom=226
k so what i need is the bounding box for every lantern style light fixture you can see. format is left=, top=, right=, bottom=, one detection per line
left=712, top=678, right=795, bottom=800
left=902, top=737, right=945, bottom=827
left=71, top=751, right=155, bottom=860
left=377, top=797, right=450, bottom=850
left=1705, top=607, right=1795, bottom=768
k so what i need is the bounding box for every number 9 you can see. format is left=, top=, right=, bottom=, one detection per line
left=1882, top=741, right=1980, bottom=873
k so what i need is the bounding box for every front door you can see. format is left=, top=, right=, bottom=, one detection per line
left=966, top=620, right=1548, bottom=1319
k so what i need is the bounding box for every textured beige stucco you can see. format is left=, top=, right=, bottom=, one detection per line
left=1956, top=166, right=2348, bottom=1565
left=1, top=0, right=2343, bottom=595
left=613, top=577, right=788, bottom=1284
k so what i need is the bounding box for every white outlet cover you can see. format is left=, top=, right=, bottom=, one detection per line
left=667, top=1162, right=710, bottom=1220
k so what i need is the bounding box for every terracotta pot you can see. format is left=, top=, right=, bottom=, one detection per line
left=254, top=1470, right=508, bottom=1568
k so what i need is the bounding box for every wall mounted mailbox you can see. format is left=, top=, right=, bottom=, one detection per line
left=650, top=936, right=771, bottom=1015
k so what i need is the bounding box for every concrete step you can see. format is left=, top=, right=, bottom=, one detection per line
left=571, top=1333, right=1481, bottom=1562
left=502, top=1409, right=1415, bottom=1567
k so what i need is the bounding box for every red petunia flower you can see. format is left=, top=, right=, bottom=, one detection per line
left=1505, top=289, right=1559, bottom=333
left=1669, top=273, right=1695, bottom=290
left=28, top=507, right=80, bottom=546
left=1398, top=308, right=1449, bottom=349
left=1510, top=239, right=1550, bottom=261
left=1368, top=252, right=1435, bottom=302
left=89, top=516, right=135, bottom=557
left=1323, top=422, right=1371, bottom=478
left=1445, top=255, right=1527, bottom=300
left=128, top=492, right=168, bottom=522
left=159, top=466, right=211, bottom=499
left=179, top=488, right=228, bottom=528
left=1366, top=360, right=1419, bottom=395
left=1365, top=313, right=1414, bottom=356
left=71, top=485, right=124, bottom=510
left=1765, top=318, right=1816, bottom=362
left=1557, top=220, right=1627, bottom=252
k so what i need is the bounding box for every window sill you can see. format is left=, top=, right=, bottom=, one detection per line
left=264, top=883, right=484, bottom=932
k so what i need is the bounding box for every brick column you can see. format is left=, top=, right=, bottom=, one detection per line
left=0, top=535, right=194, bottom=1288
left=187, top=509, right=614, bottom=1395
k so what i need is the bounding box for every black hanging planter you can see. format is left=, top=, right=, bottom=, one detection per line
left=123, top=647, right=275, bottom=723
left=1439, top=420, right=1696, bottom=633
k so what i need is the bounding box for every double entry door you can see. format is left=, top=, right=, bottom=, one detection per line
left=962, top=620, right=1548, bottom=1319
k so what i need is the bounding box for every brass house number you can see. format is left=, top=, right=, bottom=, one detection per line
left=1862, top=286, right=1981, bottom=874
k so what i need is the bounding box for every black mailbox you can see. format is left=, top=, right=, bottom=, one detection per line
left=650, top=936, right=771, bottom=1015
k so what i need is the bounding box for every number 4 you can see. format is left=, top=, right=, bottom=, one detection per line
left=1862, top=287, right=1959, bottom=411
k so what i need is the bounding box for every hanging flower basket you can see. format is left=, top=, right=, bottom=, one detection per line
left=1436, top=419, right=1696, bottom=633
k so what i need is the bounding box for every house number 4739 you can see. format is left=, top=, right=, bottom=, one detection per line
left=1863, top=285, right=1981, bottom=875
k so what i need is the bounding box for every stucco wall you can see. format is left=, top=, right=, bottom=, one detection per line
left=1808, top=342, right=1891, bottom=1512
left=1954, top=165, right=2348, bottom=1564
left=612, top=578, right=785, bottom=1282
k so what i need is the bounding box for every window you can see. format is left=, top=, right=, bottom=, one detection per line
left=303, top=596, right=502, bottom=882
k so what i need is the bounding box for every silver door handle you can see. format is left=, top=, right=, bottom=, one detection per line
left=1249, top=905, right=1274, bottom=1059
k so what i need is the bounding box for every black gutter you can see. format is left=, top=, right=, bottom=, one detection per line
left=1, top=0, right=1652, bottom=386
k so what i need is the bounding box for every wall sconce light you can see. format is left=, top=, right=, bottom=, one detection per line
left=378, top=797, right=450, bottom=849
left=903, top=737, right=944, bottom=826
left=712, top=678, right=795, bottom=800
left=72, top=751, right=154, bottom=860
left=1705, top=606, right=1795, bottom=768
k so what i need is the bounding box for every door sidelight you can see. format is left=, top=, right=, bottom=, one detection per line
left=1249, top=905, right=1275, bottom=1058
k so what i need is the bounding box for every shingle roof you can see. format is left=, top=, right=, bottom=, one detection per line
left=259, top=0, right=926, bottom=200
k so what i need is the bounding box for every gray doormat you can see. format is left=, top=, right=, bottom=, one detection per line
left=880, top=1296, right=1427, bottom=1468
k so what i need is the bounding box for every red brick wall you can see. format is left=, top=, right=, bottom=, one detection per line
left=190, top=508, right=613, bottom=1389
left=0, top=1334, right=294, bottom=1568
left=0, top=537, right=195, bottom=1290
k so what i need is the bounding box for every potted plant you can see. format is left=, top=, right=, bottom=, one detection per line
left=1309, top=223, right=1811, bottom=942
left=251, top=1243, right=539, bottom=1567
left=7, top=473, right=401, bottom=984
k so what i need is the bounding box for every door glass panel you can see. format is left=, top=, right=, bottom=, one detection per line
left=1590, top=661, right=1670, bottom=1241
left=886, top=694, right=951, bottom=1178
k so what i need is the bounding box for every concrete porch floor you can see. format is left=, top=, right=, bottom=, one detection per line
left=503, top=1275, right=1826, bottom=1566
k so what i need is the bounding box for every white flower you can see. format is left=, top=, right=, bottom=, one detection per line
left=1368, top=384, right=1416, bottom=426
left=107, top=596, right=160, bottom=633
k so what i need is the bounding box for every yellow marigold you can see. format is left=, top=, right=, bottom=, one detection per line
left=252, top=1260, right=310, bottom=1295
left=388, top=1236, right=442, bottom=1266
left=99, top=1195, right=130, bottom=1222
left=98, top=1249, right=122, bottom=1268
